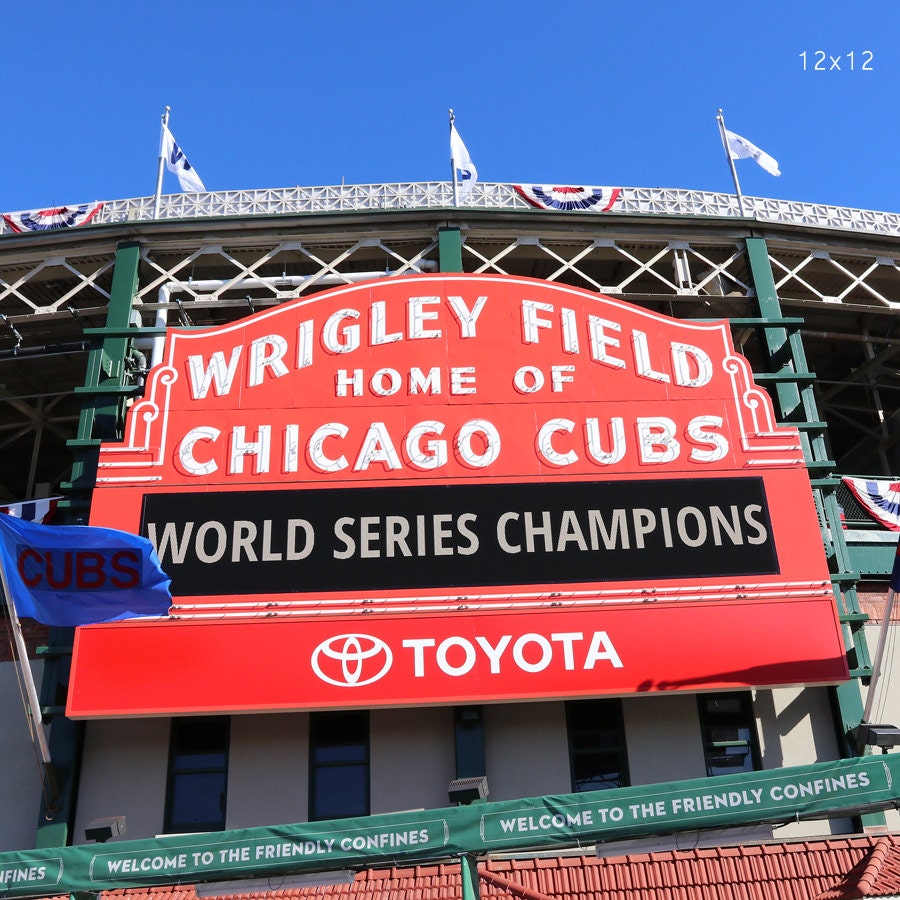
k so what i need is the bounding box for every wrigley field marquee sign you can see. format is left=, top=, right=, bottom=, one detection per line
left=69, top=274, right=846, bottom=716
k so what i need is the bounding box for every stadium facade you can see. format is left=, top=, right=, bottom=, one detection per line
left=1, top=182, right=899, bottom=899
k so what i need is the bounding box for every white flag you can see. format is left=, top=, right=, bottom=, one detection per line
left=161, top=123, right=206, bottom=192
left=450, top=122, right=478, bottom=200
left=724, top=128, right=780, bottom=176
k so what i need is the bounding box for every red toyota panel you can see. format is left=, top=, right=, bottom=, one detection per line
left=69, top=599, right=846, bottom=717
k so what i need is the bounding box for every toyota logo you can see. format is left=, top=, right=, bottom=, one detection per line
left=311, top=633, right=393, bottom=687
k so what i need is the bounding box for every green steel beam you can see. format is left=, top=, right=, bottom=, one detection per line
left=34, top=628, right=79, bottom=850
left=454, top=706, right=486, bottom=780
left=439, top=227, right=463, bottom=272
left=843, top=534, right=900, bottom=578
left=37, top=241, right=144, bottom=849
left=744, top=238, right=803, bottom=421
left=461, top=854, right=480, bottom=900
left=743, top=237, right=878, bottom=827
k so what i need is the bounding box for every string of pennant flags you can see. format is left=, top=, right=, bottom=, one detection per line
left=0, top=496, right=60, bottom=524
left=842, top=477, right=900, bottom=532
left=2, top=108, right=781, bottom=231
left=2, top=203, right=103, bottom=234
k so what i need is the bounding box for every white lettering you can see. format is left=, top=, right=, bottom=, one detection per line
left=187, top=347, right=242, bottom=399
left=408, top=296, right=442, bottom=339
left=447, top=294, right=488, bottom=337
left=249, top=334, right=289, bottom=387
left=521, top=300, right=555, bottom=344
left=323, top=309, right=361, bottom=353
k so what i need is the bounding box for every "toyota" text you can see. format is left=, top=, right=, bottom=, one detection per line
left=401, top=631, right=623, bottom=677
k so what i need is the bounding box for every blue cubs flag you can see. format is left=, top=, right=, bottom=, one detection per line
left=0, top=513, right=171, bottom=626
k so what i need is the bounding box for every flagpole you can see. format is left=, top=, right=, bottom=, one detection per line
left=152, top=106, right=171, bottom=220
left=862, top=585, right=897, bottom=726
left=0, top=556, right=53, bottom=768
left=449, top=109, right=459, bottom=207
left=716, top=108, right=746, bottom=217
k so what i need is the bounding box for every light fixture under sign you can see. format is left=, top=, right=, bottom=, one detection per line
left=84, top=816, right=126, bottom=843
left=448, top=776, right=489, bottom=805
left=860, top=723, right=900, bottom=751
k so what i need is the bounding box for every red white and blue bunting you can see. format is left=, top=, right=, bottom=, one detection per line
left=843, top=477, right=900, bottom=531
left=514, top=185, right=621, bottom=211
left=2, top=203, right=103, bottom=234
left=0, top=496, right=60, bottom=524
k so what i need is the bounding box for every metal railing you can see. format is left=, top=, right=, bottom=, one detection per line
left=3, top=183, right=900, bottom=238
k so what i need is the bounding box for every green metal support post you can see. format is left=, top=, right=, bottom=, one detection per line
left=439, top=227, right=463, bottom=273
left=36, top=241, right=144, bottom=848
left=454, top=706, right=486, bottom=780
left=744, top=236, right=874, bottom=772
left=460, top=853, right=481, bottom=900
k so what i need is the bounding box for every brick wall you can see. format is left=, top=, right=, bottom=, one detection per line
left=859, top=587, right=898, bottom=625
left=0, top=613, right=50, bottom=660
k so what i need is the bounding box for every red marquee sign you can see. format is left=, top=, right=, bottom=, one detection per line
left=69, top=275, right=847, bottom=717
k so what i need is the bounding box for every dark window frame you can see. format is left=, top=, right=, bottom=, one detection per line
left=309, top=710, right=370, bottom=821
left=697, top=692, right=761, bottom=777
left=565, top=699, right=629, bottom=793
left=163, top=716, right=230, bottom=834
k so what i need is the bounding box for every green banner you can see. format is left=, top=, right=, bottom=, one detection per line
left=0, top=813, right=460, bottom=898
left=478, top=755, right=894, bottom=848
left=1, top=756, right=898, bottom=899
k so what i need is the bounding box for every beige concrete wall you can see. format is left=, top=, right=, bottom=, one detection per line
left=862, top=623, right=900, bottom=730
left=0, top=659, right=45, bottom=851
left=755, top=686, right=852, bottom=838
left=484, top=702, right=570, bottom=800
left=623, top=694, right=707, bottom=785
left=227, top=713, right=309, bottom=829
left=757, top=686, right=842, bottom=769
left=73, top=717, right=170, bottom=844
left=371, top=707, right=455, bottom=814
left=862, top=622, right=900, bottom=833
left=71, top=708, right=458, bottom=840
left=66, top=685, right=868, bottom=846
left=228, top=708, right=456, bottom=823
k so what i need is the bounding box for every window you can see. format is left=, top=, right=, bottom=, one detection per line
left=309, top=711, right=369, bottom=821
left=164, top=717, right=229, bottom=833
left=566, top=699, right=629, bottom=792
left=698, top=693, right=760, bottom=777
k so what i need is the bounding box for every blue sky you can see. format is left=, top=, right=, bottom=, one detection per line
left=2, top=0, right=895, bottom=215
